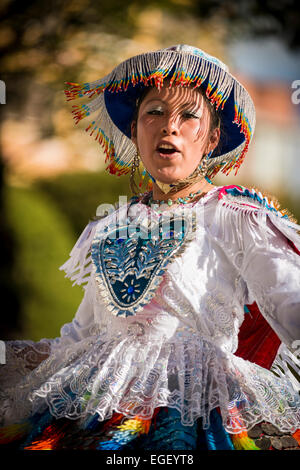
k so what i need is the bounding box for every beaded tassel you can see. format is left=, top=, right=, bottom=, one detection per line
left=23, top=423, right=69, bottom=450
left=228, top=407, right=260, bottom=450
left=96, top=415, right=153, bottom=450
left=138, top=168, right=147, bottom=188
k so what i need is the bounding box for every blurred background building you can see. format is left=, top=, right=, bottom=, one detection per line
left=0, top=0, right=299, bottom=340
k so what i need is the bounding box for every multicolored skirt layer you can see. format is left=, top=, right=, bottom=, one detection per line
left=1, top=407, right=300, bottom=451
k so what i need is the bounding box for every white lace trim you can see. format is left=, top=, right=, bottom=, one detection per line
left=59, top=220, right=99, bottom=288
left=1, top=329, right=299, bottom=434
left=271, top=343, right=300, bottom=393
left=0, top=339, right=52, bottom=426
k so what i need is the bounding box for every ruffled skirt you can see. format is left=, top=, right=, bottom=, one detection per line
left=1, top=331, right=300, bottom=450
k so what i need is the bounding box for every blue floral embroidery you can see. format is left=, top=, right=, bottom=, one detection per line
left=91, top=214, right=196, bottom=317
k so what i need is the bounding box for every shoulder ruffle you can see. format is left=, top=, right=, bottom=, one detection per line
left=215, top=184, right=300, bottom=254
left=210, top=184, right=300, bottom=272
left=217, top=184, right=298, bottom=223
left=59, top=220, right=99, bottom=288
left=59, top=200, right=133, bottom=287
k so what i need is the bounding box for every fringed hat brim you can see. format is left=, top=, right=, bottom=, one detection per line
left=65, top=46, right=256, bottom=179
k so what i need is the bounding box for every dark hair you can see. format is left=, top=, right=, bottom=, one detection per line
left=131, top=87, right=152, bottom=138
left=198, top=88, right=221, bottom=133
left=131, top=84, right=221, bottom=139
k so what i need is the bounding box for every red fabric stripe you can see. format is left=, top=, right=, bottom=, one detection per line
left=236, top=302, right=281, bottom=370
left=236, top=238, right=300, bottom=369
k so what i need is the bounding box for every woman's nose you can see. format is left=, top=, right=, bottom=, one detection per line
left=161, top=116, right=179, bottom=135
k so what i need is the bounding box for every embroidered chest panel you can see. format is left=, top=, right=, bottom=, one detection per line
left=91, top=208, right=197, bottom=317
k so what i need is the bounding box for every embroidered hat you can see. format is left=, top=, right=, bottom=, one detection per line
left=65, top=44, right=256, bottom=180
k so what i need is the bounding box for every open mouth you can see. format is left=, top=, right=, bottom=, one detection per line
left=156, top=144, right=179, bottom=155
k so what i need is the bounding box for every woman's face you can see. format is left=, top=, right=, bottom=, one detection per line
left=131, top=84, right=220, bottom=184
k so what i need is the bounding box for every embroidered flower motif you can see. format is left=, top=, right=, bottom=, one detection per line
left=120, top=280, right=141, bottom=303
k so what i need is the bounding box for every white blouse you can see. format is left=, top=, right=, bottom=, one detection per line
left=1, top=185, right=300, bottom=434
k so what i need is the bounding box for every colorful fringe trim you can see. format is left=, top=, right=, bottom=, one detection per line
left=23, top=423, right=69, bottom=450
left=228, top=407, right=260, bottom=450
left=231, top=431, right=260, bottom=450
left=218, top=184, right=298, bottom=223
left=96, top=414, right=154, bottom=450
left=2, top=409, right=299, bottom=450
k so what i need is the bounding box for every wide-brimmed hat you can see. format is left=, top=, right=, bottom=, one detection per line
left=65, top=44, right=256, bottom=180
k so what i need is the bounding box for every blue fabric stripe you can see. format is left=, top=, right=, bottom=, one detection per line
left=204, top=408, right=234, bottom=450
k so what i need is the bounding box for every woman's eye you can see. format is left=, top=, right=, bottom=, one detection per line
left=183, top=112, right=199, bottom=119
left=147, top=109, right=163, bottom=115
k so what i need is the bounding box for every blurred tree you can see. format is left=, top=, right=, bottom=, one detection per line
left=193, top=0, right=300, bottom=50
left=0, top=108, right=21, bottom=338
left=5, top=184, right=83, bottom=341
left=0, top=0, right=139, bottom=339
left=37, top=171, right=132, bottom=236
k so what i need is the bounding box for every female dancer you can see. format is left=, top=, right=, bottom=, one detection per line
left=1, top=44, right=300, bottom=450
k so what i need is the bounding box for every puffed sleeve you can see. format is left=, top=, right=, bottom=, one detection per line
left=50, top=219, right=100, bottom=348
left=212, top=187, right=300, bottom=348
left=59, top=219, right=99, bottom=289
left=240, top=210, right=300, bottom=347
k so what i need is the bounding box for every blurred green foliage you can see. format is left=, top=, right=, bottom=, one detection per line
left=275, top=192, right=300, bottom=226
left=36, top=171, right=132, bottom=236
left=5, top=184, right=83, bottom=341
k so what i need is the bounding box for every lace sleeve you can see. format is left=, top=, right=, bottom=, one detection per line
left=51, top=275, right=97, bottom=350
left=240, top=210, right=300, bottom=348
left=211, top=188, right=300, bottom=348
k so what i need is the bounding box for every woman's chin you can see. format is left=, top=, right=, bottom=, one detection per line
left=153, top=168, right=181, bottom=182
left=154, top=176, right=179, bottom=185
left=153, top=171, right=188, bottom=184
